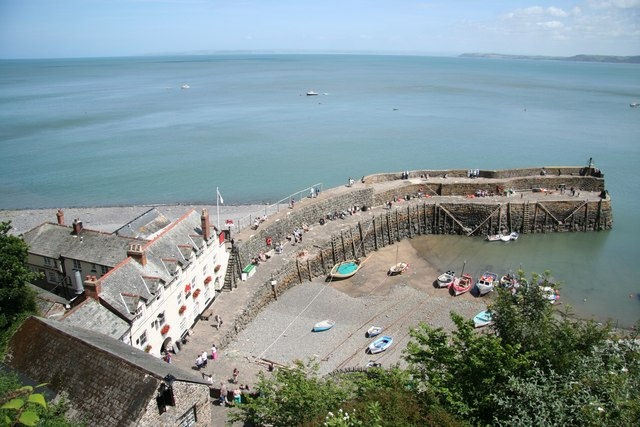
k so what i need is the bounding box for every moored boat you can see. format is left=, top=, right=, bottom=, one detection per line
left=449, top=273, right=473, bottom=296
left=487, top=234, right=503, bottom=241
left=306, top=91, right=319, bottom=96
left=388, top=262, right=409, bottom=276
left=500, top=232, right=519, bottom=241
left=473, top=310, right=493, bottom=328
left=180, top=84, right=190, bottom=89
left=631, top=102, right=639, bottom=108
left=366, top=326, right=383, bottom=338
left=436, top=270, right=456, bottom=288
left=499, top=273, right=518, bottom=289
left=312, top=320, right=335, bottom=332
left=475, top=272, right=498, bottom=296
left=368, top=336, right=393, bottom=354
left=329, top=260, right=360, bottom=280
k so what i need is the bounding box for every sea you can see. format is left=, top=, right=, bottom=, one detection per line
left=0, top=54, right=638, bottom=327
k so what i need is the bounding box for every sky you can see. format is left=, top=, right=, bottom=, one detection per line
left=0, top=0, right=638, bottom=58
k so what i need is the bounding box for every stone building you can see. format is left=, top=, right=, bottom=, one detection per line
left=5, top=316, right=212, bottom=426
left=22, top=210, right=142, bottom=298
left=27, top=283, right=70, bottom=319
left=23, top=208, right=229, bottom=357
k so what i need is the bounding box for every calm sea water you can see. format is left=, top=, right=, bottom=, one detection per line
left=0, top=54, right=638, bottom=326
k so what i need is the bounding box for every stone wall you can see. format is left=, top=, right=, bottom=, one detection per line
left=139, top=381, right=211, bottom=427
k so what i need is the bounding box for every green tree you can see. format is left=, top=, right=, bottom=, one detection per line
left=0, top=221, right=40, bottom=356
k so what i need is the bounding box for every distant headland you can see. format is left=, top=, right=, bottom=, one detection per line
left=460, top=52, right=640, bottom=64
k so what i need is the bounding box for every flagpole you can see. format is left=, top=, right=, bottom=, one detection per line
left=216, top=186, right=220, bottom=231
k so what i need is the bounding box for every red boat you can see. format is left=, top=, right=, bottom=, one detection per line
left=449, top=274, right=473, bottom=296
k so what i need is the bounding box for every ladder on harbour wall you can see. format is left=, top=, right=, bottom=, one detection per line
left=222, top=247, right=242, bottom=292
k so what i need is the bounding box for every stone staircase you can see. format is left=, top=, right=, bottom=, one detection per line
left=222, top=247, right=241, bottom=292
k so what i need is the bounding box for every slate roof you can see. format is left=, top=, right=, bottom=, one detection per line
left=6, top=317, right=208, bottom=426
left=97, top=210, right=211, bottom=321
left=22, top=223, right=141, bottom=266
left=28, top=283, right=70, bottom=305
left=114, top=208, right=171, bottom=239
left=61, top=298, right=130, bottom=340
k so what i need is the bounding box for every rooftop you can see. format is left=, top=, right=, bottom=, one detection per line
left=114, top=207, right=171, bottom=239
left=61, top=298, right=130, bottom=340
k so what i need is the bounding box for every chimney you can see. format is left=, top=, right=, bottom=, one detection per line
left=201, top=209, right=211, bottom=241
left=127, top=243, right=147, bottom=266
left=56, top=209, right=64, bottom=225
left=84, top=275, right=101, bottom=300
left=72, top=218, right=83, bottom=235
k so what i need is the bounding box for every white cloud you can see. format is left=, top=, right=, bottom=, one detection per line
left=537, top=20, right=565, bottom=28
left=547, top=6, right=569, bottom=17
left=589, top=0, right=640, bottom=9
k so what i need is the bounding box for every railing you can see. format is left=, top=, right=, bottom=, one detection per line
left=231, top=183, right=323, bottom=231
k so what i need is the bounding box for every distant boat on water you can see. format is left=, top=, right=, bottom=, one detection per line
left=631, top=102, right=639, bottom=108
left=306, top=91, right=318, bottom=96
left=181, top=84, right=190, bottom=89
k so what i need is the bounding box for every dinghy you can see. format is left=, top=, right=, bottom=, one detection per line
left=500, top=273, right=518, bottom=289
left=487, top=234, right=503, bottom=241
left=388, top=262, right=409, bottom=276
left=312, top=320, right=335, bottom=332
left=473, top=310, right=493, bottom=328
left=500, top=232, right=519, bottom=242
left=368, top=336, right=393, bottom=354
left=475, top=272, right=498, bottom=296
left=436, top=270, right=456, bottom=288
left=366, top=326, right=383, bottom=338
left=329, top=260, right=360, bottom=280
left=450, top=273, right=473, bottom=296
left=366, top=361, right=382, bottom=368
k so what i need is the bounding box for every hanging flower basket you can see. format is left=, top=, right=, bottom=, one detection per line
left=144, top=344, right=152, bottom=353
left=204, top=276, right=212, bottom=285
left=161, top=324, right=170, bottom=335
left=214, top=264, right=221, bottom=273
left=193, top=289, right=201, bottom=299
left=178, top=305, right=187, bottom=315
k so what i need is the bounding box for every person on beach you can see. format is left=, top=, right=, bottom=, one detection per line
left=211, top=344, right=217, bottom=360
left=195, top=355, right=203, bottom=369
left=214, top=314, right=222, bottom=329
left=201, top=351, right=208, bottom=366
left=233, top=388, right=242, bottom=405
left=219, top=382, right=228, bottom=406
left=232, top=368, right=239, bottom=384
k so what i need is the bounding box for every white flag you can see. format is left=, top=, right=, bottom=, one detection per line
left=217, top=188, right=224, bottom=204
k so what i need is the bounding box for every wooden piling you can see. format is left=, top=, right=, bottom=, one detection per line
left=407, top=206, right=412, bottom=238
left=532, top=203, right=539, bottom=234
left=307, top=259, right=312, bottom=281
left=395, top=209, right=400, bottom=241
left=296, top=260, right=303, bottom=284
left=373, top=217, right=379, bottom=250
left=584, top=203, right=589, bottom=231
left=320, top=250, right=327, bottom=274
left=350, top=229, right=357, bottom=258
left=358, top=221, right=366, bottom=256
left=331, top=239, right=337, bottom=265
left=386, top=214, right=392, bottom=245
left=341, top=232, right=347, bottom=261
left=597, top=200, right=602, bottom=231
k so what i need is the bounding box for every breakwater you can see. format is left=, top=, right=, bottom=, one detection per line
left=215, top=167, right=612, bottom=348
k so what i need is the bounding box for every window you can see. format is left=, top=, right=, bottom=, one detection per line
left=72, top=259, right=81, bottom=270
left=177, top=406, right=196, bottom=427
left=137, top=331, right=147, bottom=346
left=47, top=270, right=58, bottom=283
left=43, top=257, right=52, bottom=266
left=100, top=265, right=109, bottom=275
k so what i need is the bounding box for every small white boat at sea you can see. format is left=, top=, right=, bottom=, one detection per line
left=306, top=91, right=319, bottom=96
left=368, top=336, right=393, bottom=354
left=366, top=326, right=383, bottom=338
left=312, top=320, right=335, bottom=332
left=630, top=102, right=639, bottom=108
left=437, top=270, right=456, bottom=288
left=475, top=272, right=498, bottom=296
left=473, top=310, right=493, bottom=328
left=181, top=84, right=190, bottom=89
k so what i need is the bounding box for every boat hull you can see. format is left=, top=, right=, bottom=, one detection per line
left=329, top=260, right=359, bottom=280
left=368, top=336, right=393, bottom=354
left=473, top=310, right=493, bottom=328
left=312, top=320, right=335, bottom=332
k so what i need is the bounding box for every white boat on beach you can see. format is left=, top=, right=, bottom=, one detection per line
left=437, top=270, right=456, bottom=288
left=388, top=262, right=409, bottom=276
left=366, top=326, right=383, bottom=338
left=312, top=320, right=335, bottom=332
left=473, top=310, right=493, bottom=328
left=475, top=272, right=498, bottom=296
left=368, top=336, right=393, bottom=354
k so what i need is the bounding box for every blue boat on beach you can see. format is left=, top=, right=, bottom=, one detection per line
left=312, top=320, right=335, bottom=332
left=473, top=310, right=493, bottom=328
left=368, top=336, right=393, bottom=354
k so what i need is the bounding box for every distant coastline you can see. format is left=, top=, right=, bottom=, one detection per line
left=460, top=52, right=640, bottom=64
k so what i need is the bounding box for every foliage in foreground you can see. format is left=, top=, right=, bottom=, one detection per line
left=405, top=271, right=640, bottom=425
left=0, top=372, right=76, bottom=427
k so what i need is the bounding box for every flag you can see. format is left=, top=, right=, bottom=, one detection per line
left=216, top=188, right=224, bottom=204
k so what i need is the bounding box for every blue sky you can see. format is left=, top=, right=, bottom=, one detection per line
left=0, top=0, right=638, bottom=58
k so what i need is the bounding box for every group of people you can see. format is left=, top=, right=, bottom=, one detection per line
left=252, top=214, right=268, bottom=230
left=195, top=344, right=218, bottom=369
left=400, top=171, right=410, bottom=179
left=467, top=169, right=481, bottom=178
left=474, top=189, right=495, bottom=197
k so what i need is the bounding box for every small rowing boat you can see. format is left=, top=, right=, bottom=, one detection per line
left=329, top=260, right=360, bottom=280
left=388, top=262, right=408, bottom=276
left=436, top=270, right=456, bottom=288
left=312, top=320, right=335, bottom=332
left=368, top=336, right=393, bottom=354
left=487, top=234, right=503, bottom=241
left=366, top=326, right=383, bottom=338
left=473, top=310, right=493, bottom=328
left=450, top=273, right=473, bottom=296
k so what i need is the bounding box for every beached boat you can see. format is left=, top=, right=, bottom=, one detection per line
left=368, top=336, right=393, bottom=354
left=499, top=273, right=518, bottom=289
left=366, top=326, right=383, bottom=338
left=436, top=270, right=456, bottom=288
left=306, top=91, right=319, bottom=96
left=500, top=232, right=519, bottom=242
left=366, top=361, right=382, bottom=368
left=180, top=84, right=190, bottom=89
left=388, top=262, right=409, bottom=276
left=473, top=310, right=493, bottom=328
left=312, top=320, right=335, bottom=332
left=487, top=234, right=503, bottom=241
left=475, top=272, right=498, bottom=296
left=329, top=260, right=360, bottom=280
left=540, top=286, right=560, bottom=304
left=449, top=273, right=473, bottom=296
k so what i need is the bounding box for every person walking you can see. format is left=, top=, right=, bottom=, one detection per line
left=211, top=344, right=217, bottom=361
left=232, top=367, right=239, bottom=384
left=201, top=351, right=208, bottom=366
left=219, top=382, right=228, bottom=406
left=195, top=355, right=203, bottom=369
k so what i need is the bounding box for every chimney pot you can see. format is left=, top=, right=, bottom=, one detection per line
left=72, top=219, right=83, bottom=235
left=201, top=209, right=211, bottom=241
left=127, top=243, right=147, bottom=266
left=84, top=275, right=101, bottom=300
left=56, top=209, right=64, bottom=225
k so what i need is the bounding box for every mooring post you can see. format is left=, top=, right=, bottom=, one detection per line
left=331, top=238, right=337, bottom=265
left=358, top=221, right=366, bottom=256
left=386, top=214, right=392, bottom=245
left=423, top=203, right=428, bottom=234
left=307, top=259, right=312, bottom=281
left=416, top=206, right=422, bottom=235
left=350, top=229, right=357, bottom=259
left=320, top=250, right=327, bottom=274
left=532, top=203, right=539, bottom=234
left=583, top=203, right=589, bottom=231
left=395, top=209, right=401, bottom=241
left=373, top=217, right=378, bottom=250
left=340, top=231, right=347, bottom=261
left=296, top=260, right=303, bottom=284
